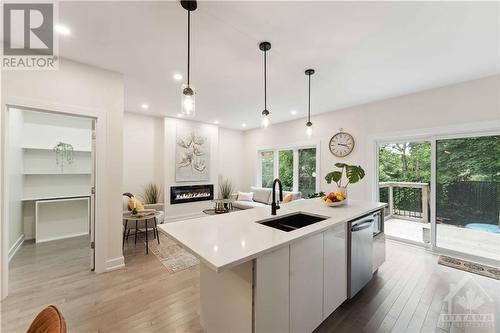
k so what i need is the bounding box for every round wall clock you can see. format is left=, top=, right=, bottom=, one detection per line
left=329, top=131, right=355, bottom=157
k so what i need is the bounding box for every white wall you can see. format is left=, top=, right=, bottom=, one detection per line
left=123, top=113, right=164, bottom=200
left=1, top=59, right=124, bottom=283
left=7, top=109, right=23, bottom=253
left=218, top=128, right=245, bottom=193
left=242, top=75, right=500, bottom=200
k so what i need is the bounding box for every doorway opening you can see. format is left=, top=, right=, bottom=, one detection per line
left=378, top=141, right=431, bottom=245
left=435, top=135, right=499, bottom=261
left=5, top=107, right=96, bottom=295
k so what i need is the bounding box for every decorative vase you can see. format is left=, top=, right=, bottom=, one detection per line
left=338, top=186, right=348, bottom=200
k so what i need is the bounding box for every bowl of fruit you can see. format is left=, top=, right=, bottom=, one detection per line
left=321, top=192, right=347, bottom=207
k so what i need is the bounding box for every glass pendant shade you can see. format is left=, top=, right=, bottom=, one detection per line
left=261, top=110, right=270, bottom=128
left=181, top=84, right=195, bottom=117
left=306, top=123, right=313, bottom=137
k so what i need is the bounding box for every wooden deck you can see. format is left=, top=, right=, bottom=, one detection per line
left=385, top=218, right=500, bottom=261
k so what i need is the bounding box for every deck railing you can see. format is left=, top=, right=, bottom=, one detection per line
left=379, top=182, right=430, bottom=223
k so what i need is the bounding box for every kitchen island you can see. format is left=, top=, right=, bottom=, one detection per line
left=158, top=199, right=386, bottom=333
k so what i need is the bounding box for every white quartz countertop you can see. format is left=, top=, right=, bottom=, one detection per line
left=158, top=199, right=386, bottom=272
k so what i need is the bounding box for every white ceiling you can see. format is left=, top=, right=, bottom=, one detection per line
left=57, top=1, right=499, bottom=129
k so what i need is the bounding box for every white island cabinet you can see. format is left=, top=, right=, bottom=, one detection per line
left=323, top=222, right=348, bottom=319
left=290, top=233, right=324, bottom=332
left=159, top=199, right=386, bottom=333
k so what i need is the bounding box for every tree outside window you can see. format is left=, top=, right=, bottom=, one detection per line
left=259, top=146, right=318, bottom=196
left=261, top=151, right=274, bottom=188
left=279, top=150, right=293, bottom=191
left=298, top=148, right=316, bottom=198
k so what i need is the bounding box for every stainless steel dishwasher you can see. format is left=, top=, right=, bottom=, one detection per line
left=348, top=215, right=374, bottom=298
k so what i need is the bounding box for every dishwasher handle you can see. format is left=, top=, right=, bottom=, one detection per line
left=351, top=219, right=374, bottom=232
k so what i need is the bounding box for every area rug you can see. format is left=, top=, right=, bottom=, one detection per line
left=438, top=255, right=500, bottom=280
left=148, top=233, right=199, bottom=273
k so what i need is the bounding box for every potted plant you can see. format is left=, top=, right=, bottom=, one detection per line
left=219, top=178, right=234, bottom=199
left=324, top=163, right=365, bottom=199
left=219, top=178, right=234, bottom=210
left=141, top=183, right=162, bottom=204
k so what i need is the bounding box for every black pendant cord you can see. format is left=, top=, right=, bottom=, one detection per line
left=187, top=10, right=190, bottom=87
left=264, top=49, right=267, bottom=111
left=259, top=41, right=271, bottom=118
left=307, top=73, right=311, bottom=123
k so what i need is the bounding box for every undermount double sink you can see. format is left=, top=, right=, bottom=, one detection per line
left=256, top=212, right=328, bottom=232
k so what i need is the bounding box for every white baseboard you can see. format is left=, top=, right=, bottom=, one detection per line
left=36, top=232, right=89, bottom=244
left=164, top=211, right=205, bottom=223
left=8, top=234, right=25, bottom=262
left=105, top=256, right=125, bottom=272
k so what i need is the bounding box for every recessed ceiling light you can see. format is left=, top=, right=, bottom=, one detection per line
left=176, top=113, right=183, bottom=117
left=213, top=120, right=219, bottom=124
left=54, top=24, right=71, bottom=36
left=241, top=123, right=247, bottom=127
left=290, top=110, right=297, bottom=115
left=173, top=73, right=183, bottom=81
left=141, top=103, right=149, bottom=110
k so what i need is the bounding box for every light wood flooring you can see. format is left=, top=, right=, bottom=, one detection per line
left=2, top=235, right=499, bottom=332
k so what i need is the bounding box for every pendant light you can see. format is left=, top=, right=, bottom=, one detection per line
left=259, top=41, right=271, bottom=128
left=305, top=69, right=315, bottom=136
left=180, top=0, right=197, bottom=117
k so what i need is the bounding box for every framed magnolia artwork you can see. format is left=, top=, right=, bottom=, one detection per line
left=175, top=123, right=210, bottom=182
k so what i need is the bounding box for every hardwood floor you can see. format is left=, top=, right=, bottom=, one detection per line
left=2, top=235, right=498, bottom=332
left=2, top=235, right=202, bottom=333
left=316, top=240, right=499, bottom=333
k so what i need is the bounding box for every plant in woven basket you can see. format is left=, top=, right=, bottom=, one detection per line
left=141, top=183, right=162, bottom=204
left=219, top=178, right=234, bottom=199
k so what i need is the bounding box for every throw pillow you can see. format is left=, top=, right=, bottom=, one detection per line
left=128, top=197, right=145, bottom=211
left=283, top=194, right=294, bottom=203
left=237, top=191, right=254, bottom=202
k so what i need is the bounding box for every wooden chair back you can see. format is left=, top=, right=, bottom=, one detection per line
left=26, top=305, right=67, bottom=333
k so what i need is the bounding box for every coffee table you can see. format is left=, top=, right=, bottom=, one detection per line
left=202, top=207, right=242, bottom=215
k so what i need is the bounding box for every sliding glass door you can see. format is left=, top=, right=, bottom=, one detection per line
left=378, top=141, right=431, bottom=244
left=377, top=133, right=499, bottom=263
left=435, top=135, right=500, bottom=261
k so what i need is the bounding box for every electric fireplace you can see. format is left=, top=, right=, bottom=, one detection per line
left=170, top=184, right=214, bottom=204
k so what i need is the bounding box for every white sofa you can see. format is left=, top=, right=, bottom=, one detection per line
left=232, top=186, right=302, bottom=210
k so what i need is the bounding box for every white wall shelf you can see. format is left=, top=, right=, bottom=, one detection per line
left=23, top=172, right=91, bottom=175
left=22, top=146, right=91, bottom=153
left=22, top=195, right=90, bottom=202
left=23, top=174, right=91, bottom=200
left=23, top=148, right=91, bottom=174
